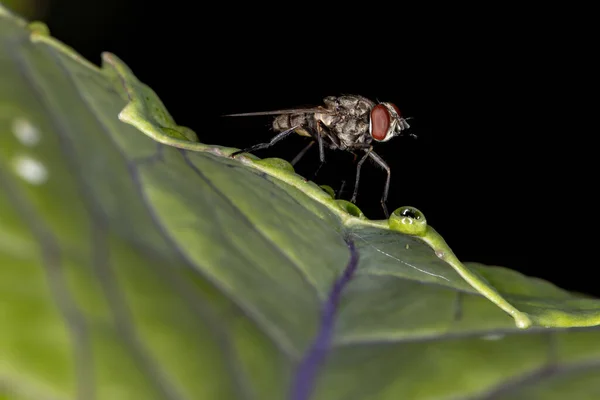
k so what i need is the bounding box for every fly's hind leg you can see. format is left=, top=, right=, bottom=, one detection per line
left=231, top=125, right=299, bottom=158
left=368, top=151, right=392, bottom=218
left=291, top=140, right=315, bottom=166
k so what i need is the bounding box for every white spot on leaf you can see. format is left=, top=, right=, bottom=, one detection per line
left=13, top=155, right=48, bottom=185
left=481, top=333, right=505, bottom=341
left=12, top=118, right=41, bottom=146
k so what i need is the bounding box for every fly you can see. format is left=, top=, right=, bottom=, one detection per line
left=224, top=95, right=414, bottom=218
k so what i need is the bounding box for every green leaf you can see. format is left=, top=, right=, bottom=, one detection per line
left=2, top=5, right=600, bottom=399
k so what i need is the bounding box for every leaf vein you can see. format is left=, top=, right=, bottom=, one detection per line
left=6, top=38, right=96, bottom=400
left=179, top=150, right=325, bottom=300
left=18, top=45, right=185, bottom=400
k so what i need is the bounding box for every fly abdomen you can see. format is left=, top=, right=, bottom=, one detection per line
left=273, top=114, right=312, bottom=137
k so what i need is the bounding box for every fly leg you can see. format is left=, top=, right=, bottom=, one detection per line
left=368, top=151, right=391, bottom=218
left=338, top=180, right=347, bottom=199
left=316, top=122, right=326, bottom=164
left=230, top=125, right=299, bottom=158
left=291, top=140, right=315, bottom=166
left=312, top=122, right=328, bottom=179
left=350, top=146, right=372, bottom=204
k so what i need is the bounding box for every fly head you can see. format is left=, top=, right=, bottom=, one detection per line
left=369, top=102, right=412, bottom=142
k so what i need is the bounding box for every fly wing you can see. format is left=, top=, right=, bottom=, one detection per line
left=223, top=106, right=333, bottom=117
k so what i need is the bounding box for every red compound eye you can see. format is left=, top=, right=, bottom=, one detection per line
left=390, top=103, right=402, bottom=117
left=370, top=104, right=391, bottom=141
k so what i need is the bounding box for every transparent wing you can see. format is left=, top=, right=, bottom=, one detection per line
left=222, top=106, right=332, bottom=117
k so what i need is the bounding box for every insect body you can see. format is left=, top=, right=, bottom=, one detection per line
left=225, top=95, right=413, bottom=217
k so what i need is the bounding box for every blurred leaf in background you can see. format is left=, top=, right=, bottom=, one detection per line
left=3, top=0, right=48, bottom=20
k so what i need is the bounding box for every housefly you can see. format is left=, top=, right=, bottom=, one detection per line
left=224, top=95, right=414, bottom=218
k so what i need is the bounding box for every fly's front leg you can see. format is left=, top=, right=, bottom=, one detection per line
left=230, top=125, right=299, bottom=157
left=368, top=151, right=391, bottom=218
left=351, top=146, right=372, bottom=204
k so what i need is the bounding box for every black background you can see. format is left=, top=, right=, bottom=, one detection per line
left=19, top=2, right=597, bottom=296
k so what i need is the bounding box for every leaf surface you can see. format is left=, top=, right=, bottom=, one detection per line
left=2, top=6, right=600, bottom=399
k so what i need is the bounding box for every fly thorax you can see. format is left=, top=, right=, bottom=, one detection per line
left=316, top=113, right=338, bottom=129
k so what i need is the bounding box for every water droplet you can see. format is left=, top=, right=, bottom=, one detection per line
left=28, top=22, right=51, bottom=36
left=12, top=155, right=48, bottom=185
left=336, top=200, right=364, bottom=218
left=320, top=185, right=335, bottom=199
left=399, top=207, right=419, bottom=219
left=255, top=157, right=295, bottom=173
left=12, top=118, right=40, bottom=146
left=389, top=206, right=427, bottom=236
